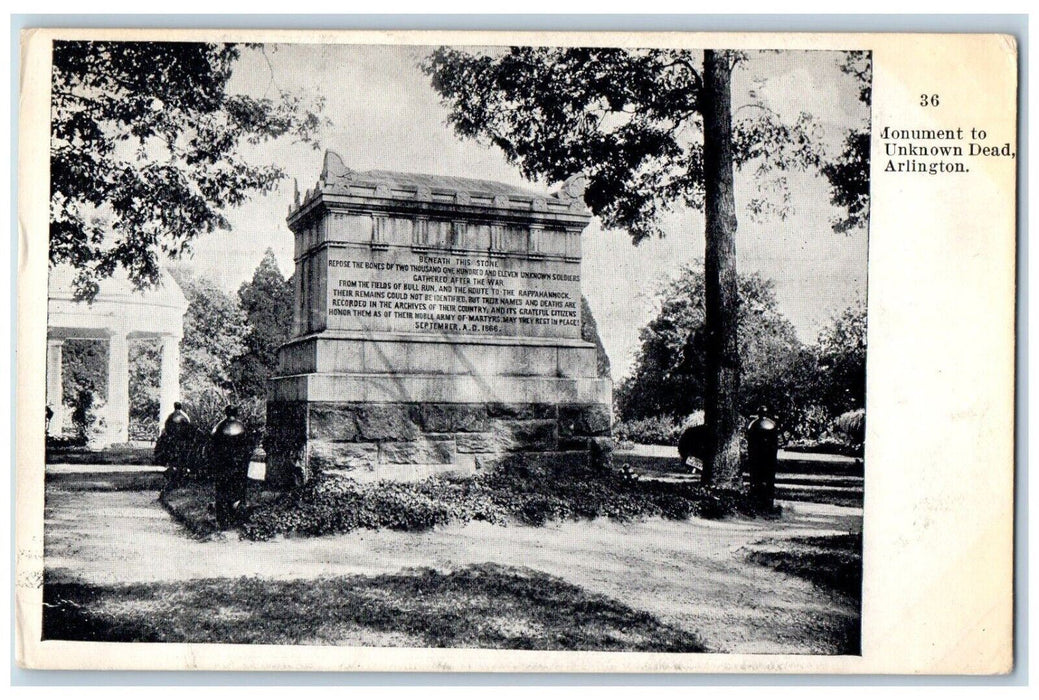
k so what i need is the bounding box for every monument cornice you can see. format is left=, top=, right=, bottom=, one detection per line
left=287, top=150, right=593, bottom=232
left=287, top=191, right=592, bottom=233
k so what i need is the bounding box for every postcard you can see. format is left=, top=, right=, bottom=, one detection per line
left=15, top=29, right=1017, bottom=674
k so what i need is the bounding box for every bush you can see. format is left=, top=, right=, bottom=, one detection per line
left=834, top=409, right=866, bottom=444
left=70, top=393, right=108, bottom=448
left=781, top=407, right=865, bottom=456
left=238, top=460, right=768, bottom=541
left=129, top=415, right=159, bottom=442
left=613, top=415, right=684, bottom=446
left=181, top=389, right=265, bottom=437
left=783, top=404, right=832, bottom=443
left=153, top=390, right=264, bottom=484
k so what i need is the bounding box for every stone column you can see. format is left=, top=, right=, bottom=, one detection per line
left=158, top=335, right=180, bottom=426
left=46, top=339, right=64, bottom=437
left=107, top=331, right=130, bottom=445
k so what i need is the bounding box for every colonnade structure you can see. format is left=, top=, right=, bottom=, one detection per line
left=46, top=266, right=188, bottom=446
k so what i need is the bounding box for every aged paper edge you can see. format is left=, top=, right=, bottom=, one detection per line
left=15, top=28, right=1017, bottom=674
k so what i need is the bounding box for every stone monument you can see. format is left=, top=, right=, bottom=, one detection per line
left=265, top=151, right=612, bottom=485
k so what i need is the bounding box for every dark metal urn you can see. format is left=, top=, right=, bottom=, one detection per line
left=155, top=403, right=197, bottom=482
left=746, top=412, right=779, bottom=511
left=209, top=406, right=251, bottom=526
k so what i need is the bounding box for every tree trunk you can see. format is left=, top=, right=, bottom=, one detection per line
left=701, top=50, right=743, bottom=489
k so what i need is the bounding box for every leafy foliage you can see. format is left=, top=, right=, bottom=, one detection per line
left=615, top=285, right=866, bottom=445
left=422, top=47, right=826, bottom=243
left=580, top=294, right=611, bottom=378
left=128, top=339, right=161, bottom=439
left=812, top=302, right=867, bottom=416
left=50, top=41, right=325, bottom=299
left=238, top=461, right=761, bottom=541
left=179, top=391, right=266, bottom=443
left=169, top=268, right=250, bottom=402
left=822, top=51, right=872, bottom=233
left=229, top=249, right=294, bottom=399
left=823, top=130, right=871, bottom=234
left=612, top=415, right=686, bottom=447
left=615, top=264, right=803, bottom=422
left=61, top=339, right=107, bottom=409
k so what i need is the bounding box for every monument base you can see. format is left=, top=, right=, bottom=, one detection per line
left=264, top=333, right=612, bottom=486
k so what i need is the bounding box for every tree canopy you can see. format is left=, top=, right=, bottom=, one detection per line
left=230, top=249, right=295, bottom=399
left=422, top=47, right=839, bottom=244
left=50, top=41, right=325, bottom=299
left=812, top=302, right=867, bottom=415
left=170, top=268, right=250, bottom=401
left=616, top=265, right=803, bottom=422
left=821, top=51, right=872, bottom=233
left=615, top=267, right=866, bottom=441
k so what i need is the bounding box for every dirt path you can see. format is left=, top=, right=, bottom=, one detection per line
left=44, top=476, right=861, bottom=654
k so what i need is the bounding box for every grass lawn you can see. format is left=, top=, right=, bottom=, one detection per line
left=742, top=532, right=862, bottom=654
left=46, top=444, right=158, bottom=466
left=42, top=563, right=706, bottom=652
left=773, top=488, right=863, bottom=508
left=743, top=533, right=862, bottom=601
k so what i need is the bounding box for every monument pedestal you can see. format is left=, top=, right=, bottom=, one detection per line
left=266, top=152, right=611, bottom=486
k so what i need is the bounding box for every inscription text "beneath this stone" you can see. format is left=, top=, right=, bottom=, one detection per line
left=326, top=252, right=581, bottom=337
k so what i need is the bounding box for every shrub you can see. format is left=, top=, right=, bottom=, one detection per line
left=154, top=390, right=264, bottom=484
left=834, top=409, right=866, bottom=444
left=781, top=407, right=865, bottom=456
left=76, top=396, right=108, bottom=448
left=181, top=390, right=265, bottom=437
left=613, top=415, right=684, bottom=446
left=783, top=404, right=832, bottom=443
left=129, top=416, right=159, bottom=442
left=238, top=459, right=768, bottom=541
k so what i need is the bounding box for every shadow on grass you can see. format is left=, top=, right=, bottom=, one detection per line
left=742, top=533, right=862, bottom=654
left=45, top=470, right=167, bottom=492
left=43, top=563, right=706, bottom=652
left=46, top=445, right=157, bottom=466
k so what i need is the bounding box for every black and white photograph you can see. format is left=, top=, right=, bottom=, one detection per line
left=4, top=19, right=1001, bottom=677
left=34, top=38, right=874, bottom=657
left=34, top=39, right=872, bottom=659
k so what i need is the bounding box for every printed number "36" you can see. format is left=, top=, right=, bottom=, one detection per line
left=920, top=94, right=940, bottom=107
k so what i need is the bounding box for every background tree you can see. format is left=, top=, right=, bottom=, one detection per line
left=822, top=51, right=872, bottom=233
left=581, top=295, right=611, bottom=379
left=57, top=339, right=107, bottom=437
left=61, top=339, right=106, bottom=408
left=230, top=249, right=295, bottom=399
left=128, top=340, right=160, bottom=438
left=811, top=302, right=867, bottom=416
left=423, top=47, right=844, bottom=487
left=169, top=269, right=250, bottom=403
left=50, top=41, right=325, bottom=300
left=616, top=265, right=803, bottom=424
